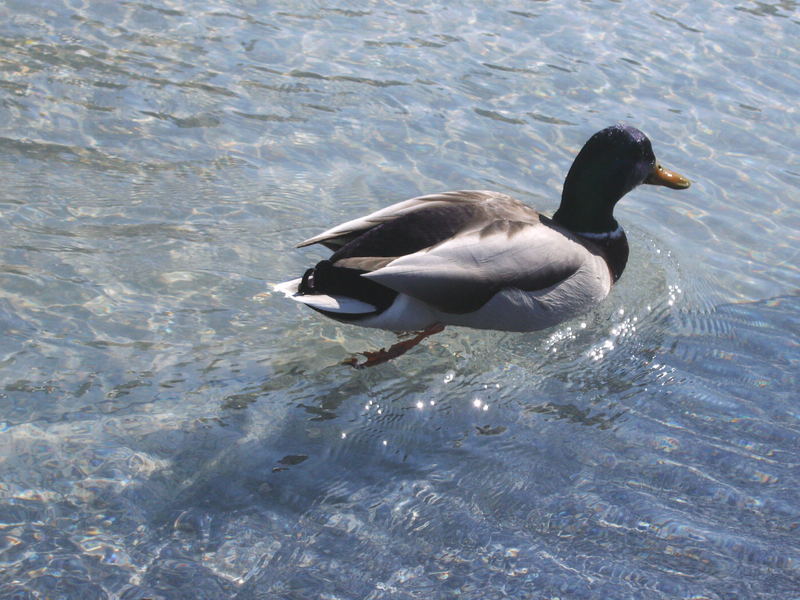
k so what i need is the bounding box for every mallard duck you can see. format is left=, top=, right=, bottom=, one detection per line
left=276, top=124, right=690, bottom=366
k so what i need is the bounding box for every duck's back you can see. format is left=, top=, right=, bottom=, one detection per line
left=297, top=190, right=539, bottom=255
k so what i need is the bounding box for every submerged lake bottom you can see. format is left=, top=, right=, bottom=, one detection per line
left=2, top=286, right=799, bottom=599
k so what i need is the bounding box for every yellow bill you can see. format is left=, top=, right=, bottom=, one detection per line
left=645, top=164, right=691, bottom=189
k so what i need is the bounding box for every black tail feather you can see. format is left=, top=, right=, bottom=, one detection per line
left=297, top=259, right=397, bottom=312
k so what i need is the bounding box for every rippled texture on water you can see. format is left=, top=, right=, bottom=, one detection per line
left=1, top=1, right=799, bottom=598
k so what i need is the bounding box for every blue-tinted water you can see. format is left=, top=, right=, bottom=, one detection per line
left=1, top=1, right=799, bottom=598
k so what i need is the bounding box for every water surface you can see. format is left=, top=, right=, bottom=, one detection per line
left=1, top=1, right=799, bottom=598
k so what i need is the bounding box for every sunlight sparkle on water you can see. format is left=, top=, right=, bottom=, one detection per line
left=472, top=398, right=490, bottom=411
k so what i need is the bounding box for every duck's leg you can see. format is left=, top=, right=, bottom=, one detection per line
left=345, top=323, right=445, bottom=369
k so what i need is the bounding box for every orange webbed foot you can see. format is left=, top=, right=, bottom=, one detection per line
left=344, top=323, right=445, bottom=369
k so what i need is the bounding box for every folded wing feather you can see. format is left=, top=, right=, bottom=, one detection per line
left=296, top=190, right=529, bottom=249
left=363, top=221, right=587, bottom=314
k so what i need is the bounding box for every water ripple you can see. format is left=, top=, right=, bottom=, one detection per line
left=1, top=0, right=799, bottom=598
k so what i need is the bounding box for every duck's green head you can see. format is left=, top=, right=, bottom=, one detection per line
left=554, top=124, right=690, bottom=234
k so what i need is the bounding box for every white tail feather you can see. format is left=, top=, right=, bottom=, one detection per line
left=273, top=279, right=377, bottom=314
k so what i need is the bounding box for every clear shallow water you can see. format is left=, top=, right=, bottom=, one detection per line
left=1, top=0, right=799, bottom=598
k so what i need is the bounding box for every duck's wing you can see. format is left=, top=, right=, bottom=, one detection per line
left=296, top=190, right=532, bottom=250
left=363, top=220, right=591, bottom=314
